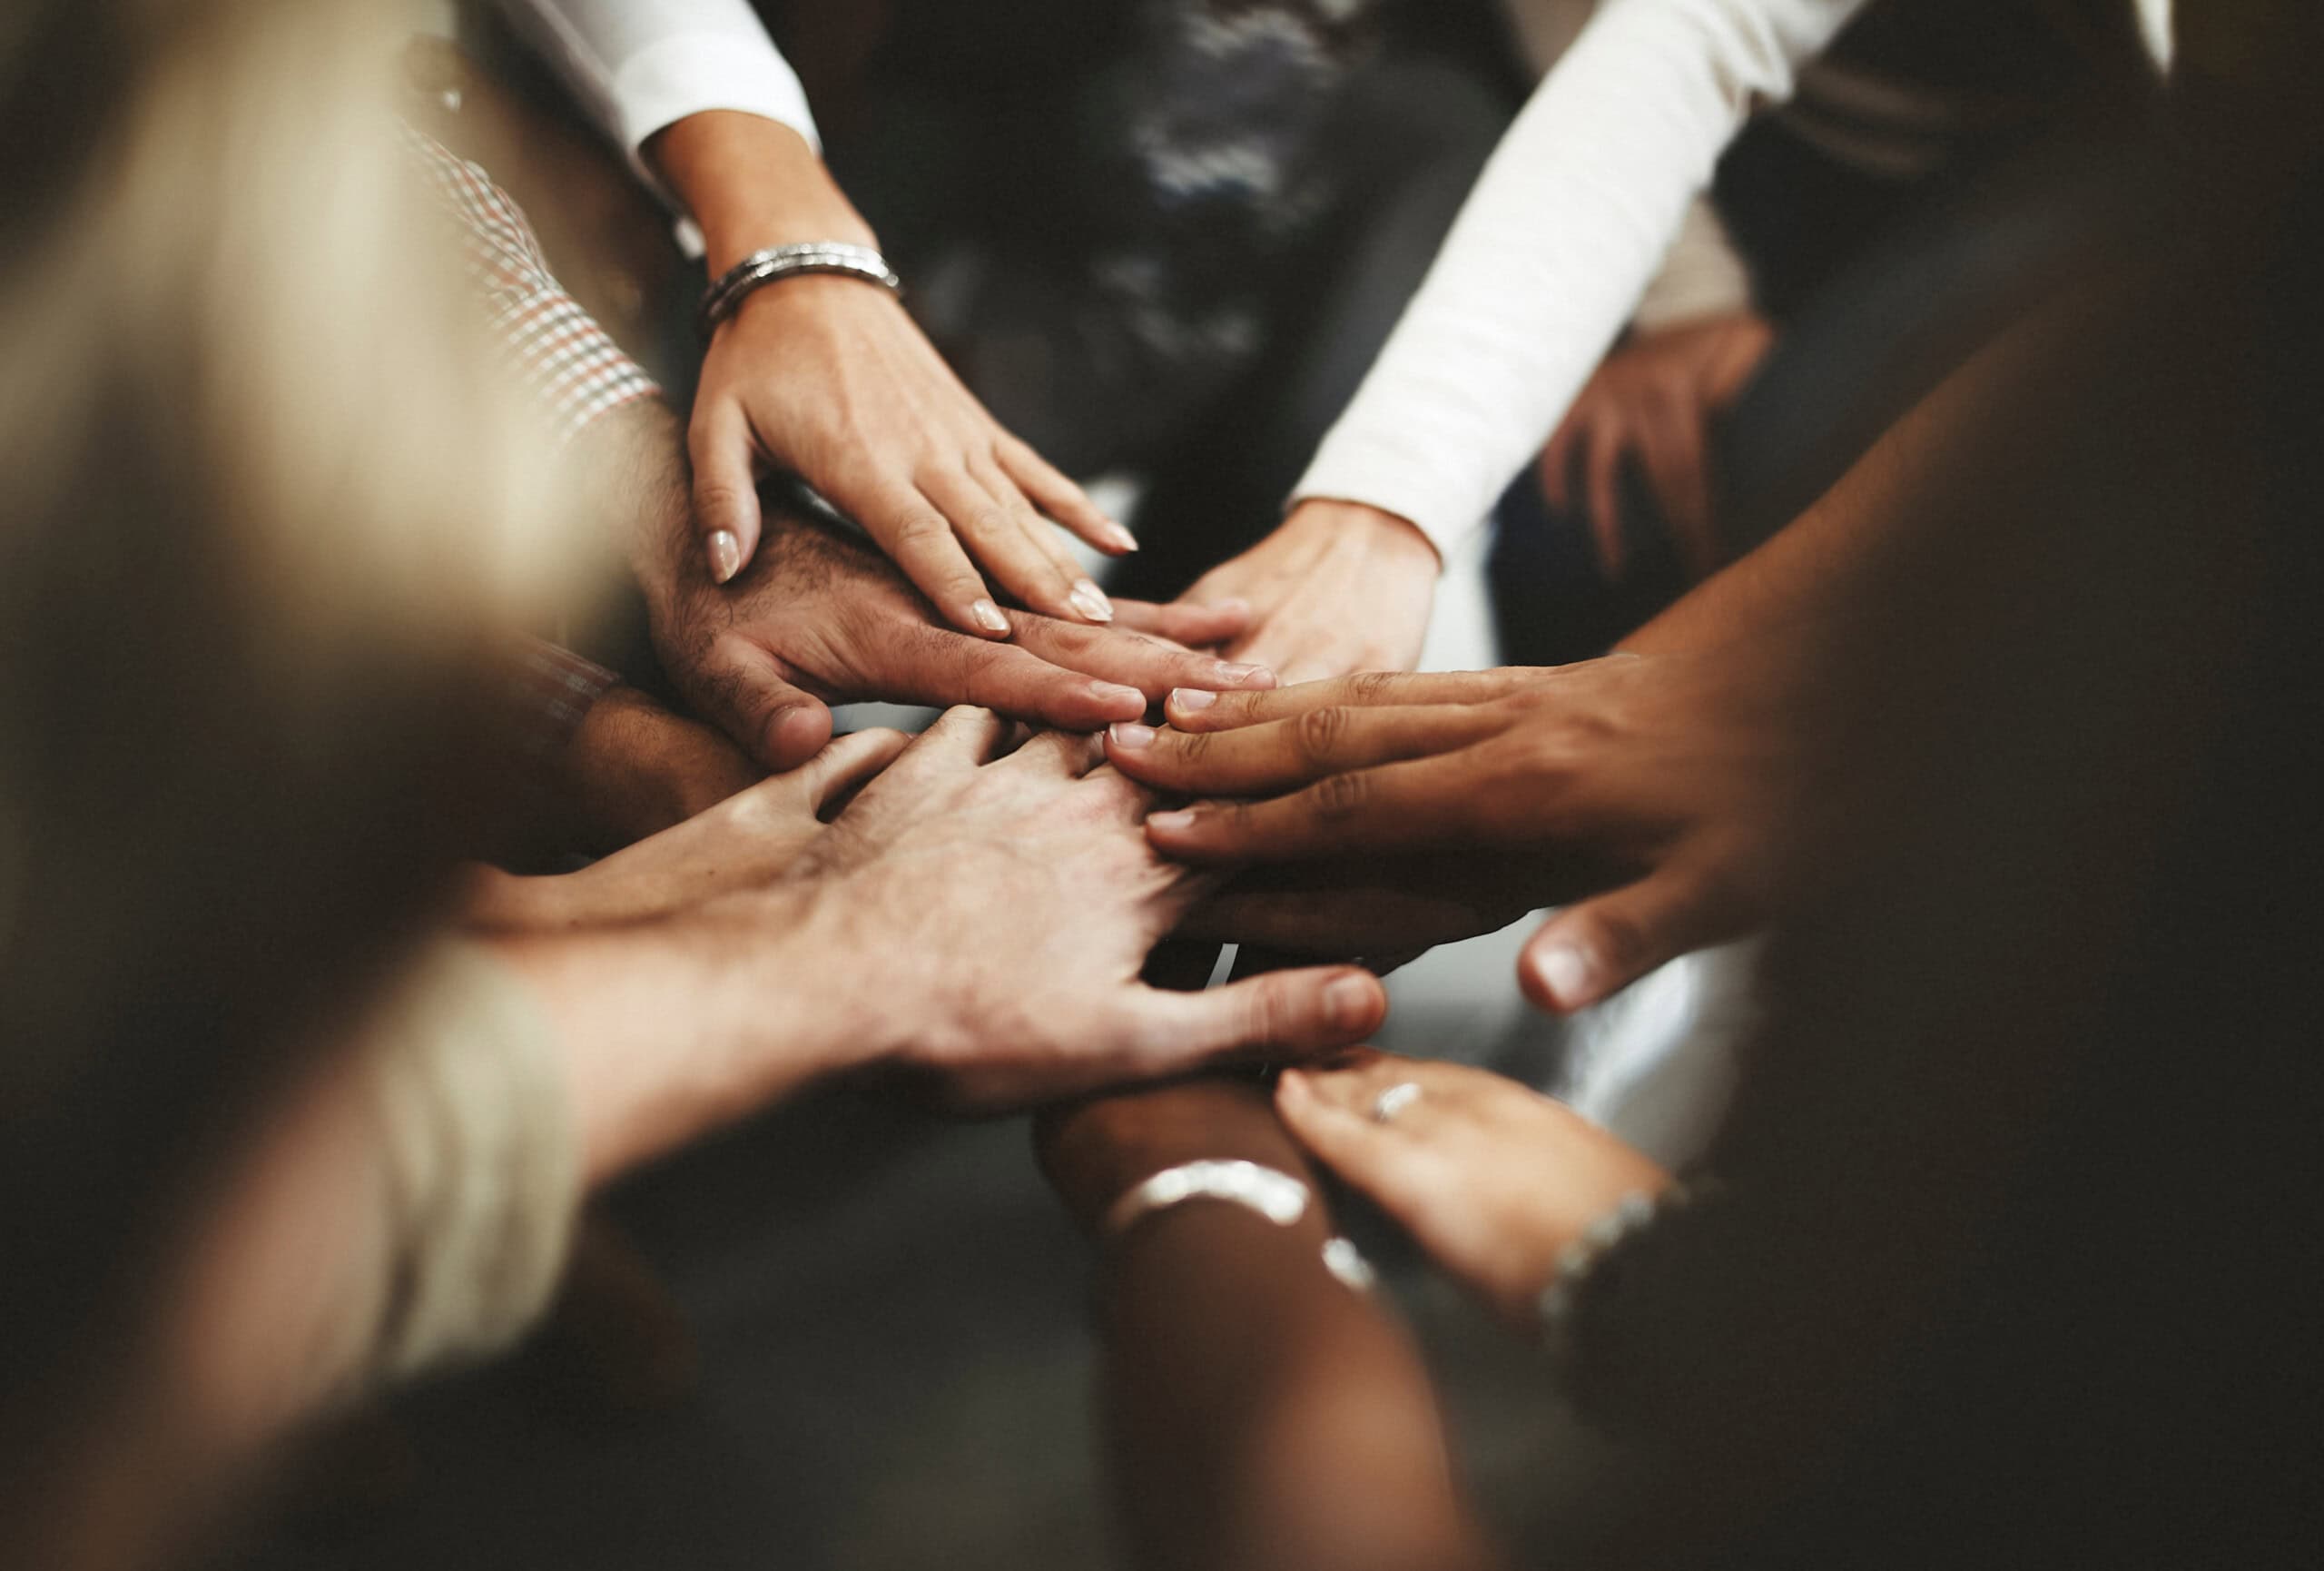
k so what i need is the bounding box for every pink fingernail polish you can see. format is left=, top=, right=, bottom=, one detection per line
left=1106, top=522, right=1140, bottom=552
left=972, top=599, right=1011, bottom=635
left=1108, top=722, right=1157, bottom=749
left=706, top=529, right=742, bottom=585
left=1070, top=580, right=1116, bottom=623
left=1147, top=809, right=1196, bottom=834
left=1170, top=687, right=1217, bottom=712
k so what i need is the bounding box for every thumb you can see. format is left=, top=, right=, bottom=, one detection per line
left=700, top=637, right=834, bottom=772
left=1119, top=964, right=1387, bottom=1073
left=690, top=401, right=764, bottom=585
left=1519, top=865, right=1741, bottom=1013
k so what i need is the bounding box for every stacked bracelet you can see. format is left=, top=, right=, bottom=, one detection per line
left=697, top=242, right=903, bottom=340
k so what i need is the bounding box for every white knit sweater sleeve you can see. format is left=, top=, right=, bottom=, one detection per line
left=496, top=0, right=819, bottom=162
left=1294, top=0, right=1865, bottom=558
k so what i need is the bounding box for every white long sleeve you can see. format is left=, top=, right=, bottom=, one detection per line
left=1295, top=0, right=1865, bottom=558
left=496, top=0, right=818, bottom=163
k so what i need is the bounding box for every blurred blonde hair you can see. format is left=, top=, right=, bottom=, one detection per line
left=0, top=0, right=577, bottom=1522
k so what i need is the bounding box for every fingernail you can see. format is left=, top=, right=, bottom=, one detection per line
left=1147, top=809, right=1197, bottom=835
left=1092, top=681, right=1147, bottom=715
left=1212, top=661, right=1272, bottom=688
left=1325, top=974, right=1378, bottom=1032
left=1169, top=687, right=1217, bottom=712
left=1108, top=722, right=1156, bottom=750
left=706, top=529, right=742, bottom=585
left=972, top=598, right=1011, bottom=635
left=1070, top=580, right=1115, bottom=623
left=1531, top=944, right=1592, bottom=1007
left=1105, top=521, right=1140, bottom=552
left=1215, top=598, right=1251, bottom=617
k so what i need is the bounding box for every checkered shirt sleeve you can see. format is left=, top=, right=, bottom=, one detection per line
left=397, top=122, right=660, bottom=446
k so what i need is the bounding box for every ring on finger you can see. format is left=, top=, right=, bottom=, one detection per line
left=1373, top=1082, right=1423, bottom=1124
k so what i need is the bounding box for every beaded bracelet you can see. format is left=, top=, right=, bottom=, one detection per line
left=1535, top=1179, right=1721, bottom=1360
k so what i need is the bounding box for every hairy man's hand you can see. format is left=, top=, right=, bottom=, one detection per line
left=612, top=397, right=1275, bottom=769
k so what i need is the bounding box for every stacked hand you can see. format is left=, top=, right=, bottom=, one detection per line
left=506, top=704, right=1393, bottom=1181
left=1174, top=499, right=1442, bottom=685
left=693, top=278, right=1137, bottom=629
left=626, top=406, right=1275, bottom=771
left=1108, top=649, right=1856, bottom=1011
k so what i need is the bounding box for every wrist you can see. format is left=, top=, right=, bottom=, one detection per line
left=1289, top=498, right=1443, bottom=575
left=649, top=110, right=877, bottom=273
left=1038, top=1079, right=1310, bottom=1234
left=490, top=882, right=866, bottom=1185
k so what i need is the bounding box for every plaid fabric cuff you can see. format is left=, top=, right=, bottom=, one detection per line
left=397, top=122, right=661, bottom=446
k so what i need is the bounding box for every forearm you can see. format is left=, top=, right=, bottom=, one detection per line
left=487, top=895, right=861, bottom=1186
left=1044, top=1082, right=1502, bottom=1571
left=1102, top=1211, right=1503, bottom=1571
left=1617, top=288, right=2118, bottom=662
left=1294, top=0, right=1862, bottom=556
left=648, top=109, right=875, bottom=272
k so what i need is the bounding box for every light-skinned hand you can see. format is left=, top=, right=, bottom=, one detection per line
left=642, top=482, right=1274, bottom=771
left=1275, top=1049, right=1669, bottom=1330
left=1173, top=499, right=1441, bottom=686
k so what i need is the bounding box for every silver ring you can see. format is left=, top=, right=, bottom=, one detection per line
left=1373, top=1082, right=1423, bottom=1124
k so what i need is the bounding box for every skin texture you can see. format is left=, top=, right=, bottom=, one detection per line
left=549, top=685, right=764, bottom=852
left=653, top=111, right=1129, bottom=630
left=497, top=706, right=1393, bottom=1181
left=1176, top=499, right=1443, bottom=685
left=1541, top=311, right=1775, bottom=581
left=467, top=727, right=908, bottom=930
left=1275, top=1050, right=1670, bottom=1330
left=613, top=400, right=1274, bottom=772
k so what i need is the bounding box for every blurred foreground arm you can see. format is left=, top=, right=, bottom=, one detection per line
left=1039, top=1080, right=1505, bottom=1571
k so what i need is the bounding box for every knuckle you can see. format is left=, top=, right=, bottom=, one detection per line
left=1306, top=769, right=1371, bottom=822
left=1293, top=704, right=1350, bottom=763
left=891, top=511, right=951, bottom=551
left=1167, top=728, right=1214, bottom=768
left=1347, top=671, right=1399, bottom=705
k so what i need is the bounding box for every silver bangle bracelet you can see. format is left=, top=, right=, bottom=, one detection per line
left=697, top=242, right=902, bottom=340
left=1098, top=1161, right=1380, bottom=1296
left=1103, top=1160, right=1310, bottom=1239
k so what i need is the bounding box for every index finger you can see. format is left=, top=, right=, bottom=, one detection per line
left=1143, top=752, right=1492, bottom=864
left=1113, top=598, right=1252, bottom=649
left=1009, top=615, right=1275, bottom=701
left=1104, top=701, right=1500, bottom=797
left=1162, top=667, right=1544, bottom=732
left=851, top=618, right=1152, bottom=729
